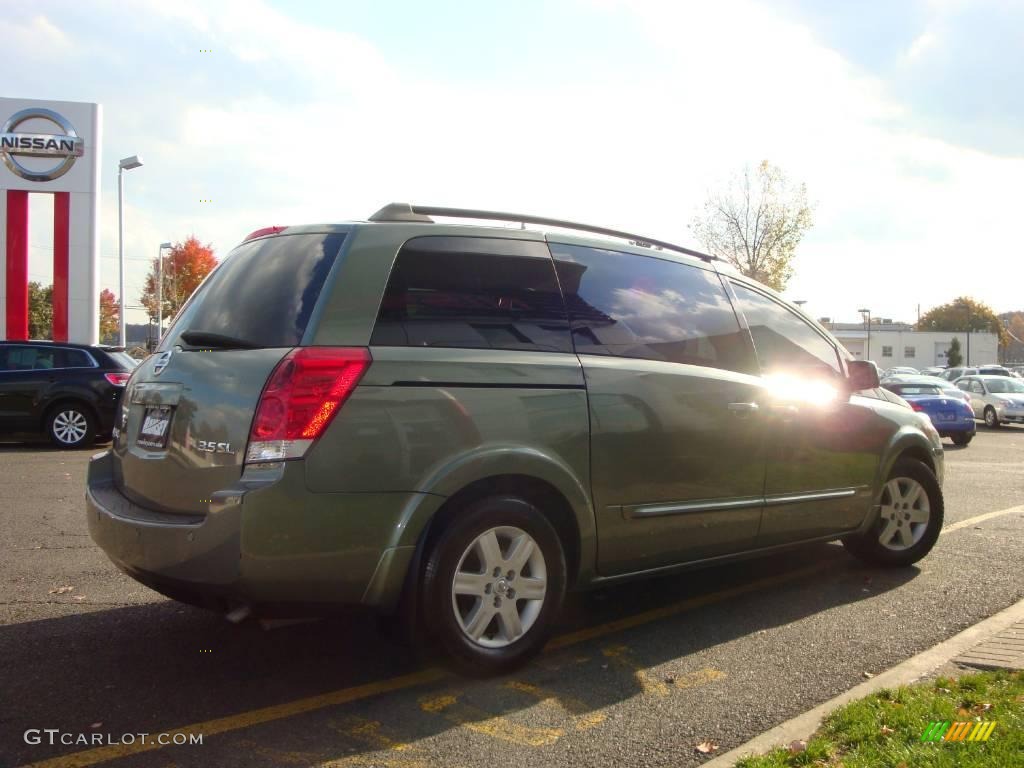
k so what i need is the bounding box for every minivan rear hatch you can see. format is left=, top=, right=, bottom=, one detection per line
left=112, top=231, right=347, bottom=515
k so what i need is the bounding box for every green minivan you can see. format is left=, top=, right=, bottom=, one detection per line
left=87, top=204, right=945, bottom=672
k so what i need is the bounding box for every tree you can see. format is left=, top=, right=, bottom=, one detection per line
left=689, top=160, right=813, bottom=291
left=140, top=236, right=217, bottom=324
left=916, top=297, right=1010, bottom=348
left=99, top=289, right=119, bottom=343
left=946, top=337, right=962, bottom=368
left=28, top=282, right=53, bottom=339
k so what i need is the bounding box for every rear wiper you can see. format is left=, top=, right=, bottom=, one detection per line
left=180, top=330, right=261, bottom=350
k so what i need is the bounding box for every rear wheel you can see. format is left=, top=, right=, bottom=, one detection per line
left=951, top=433, right=973, bottom=447
left=842, top=458, right=943, bottom=567
left=46, top=403, right=95, bottom=449
left=422, top=495, right=566, bottom=675
left=984, top=407, right=1000, bottom=428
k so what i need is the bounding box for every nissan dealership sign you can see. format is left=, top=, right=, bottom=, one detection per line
left=0, top=97, right=102, bottom=344
left=1, top=108, right=85, bottom=182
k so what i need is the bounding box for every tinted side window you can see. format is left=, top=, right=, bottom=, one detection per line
left=371, top=237, right=571, bottom=353
left=62, top=349, right=91, bottom=368
left=166, top=233, right=345, bottom=348
left=730, top=282, right=842, bottom=377
left=549, top=243, right=757, bottom=373
left=1, top=346, right=62, bottom=370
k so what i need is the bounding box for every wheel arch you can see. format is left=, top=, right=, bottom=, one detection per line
left=397, top=445, right=596, bottom=588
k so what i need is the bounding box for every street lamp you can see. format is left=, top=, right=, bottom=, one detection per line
left=858, top=308, right=872, bottom=361
left=963, top=302, right=972, bottom=366
left=117, top=155, right=144, bottom=348
left=156, top=241, right=172, bottom=342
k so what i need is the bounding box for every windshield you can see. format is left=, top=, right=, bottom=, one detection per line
left=986, top=379, right=1024, bottom=393
left=163, top=232, right=345, bottom=350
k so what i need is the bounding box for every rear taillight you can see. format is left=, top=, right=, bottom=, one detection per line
left=104, top=372, right=131, bottom=387
left=245, top=347, right=371, bottom=463
left=910, top=402, right=925, bottom=411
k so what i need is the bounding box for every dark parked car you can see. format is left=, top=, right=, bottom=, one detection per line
left=0, top=341, right=136, bottom=448
left=87, top=204, right=945, bottom=673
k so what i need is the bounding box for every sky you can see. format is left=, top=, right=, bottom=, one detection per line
left=3, top=0, right=1022, bottom=327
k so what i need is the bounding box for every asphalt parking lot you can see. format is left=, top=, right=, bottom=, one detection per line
left=2, top=428, right=1023, bottom=768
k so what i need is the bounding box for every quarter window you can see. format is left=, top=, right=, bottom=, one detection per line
left=729, top=282, right=843, bottom=377
left=371, top=237, right=571, bottom=353
left=548, top=243, right=757, bottom=373
left=63, top=349, right=92, bottom=368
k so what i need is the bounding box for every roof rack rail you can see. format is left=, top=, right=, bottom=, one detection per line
left=367, top=202, right=719, bottom=263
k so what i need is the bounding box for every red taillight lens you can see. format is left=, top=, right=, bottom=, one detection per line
left=910, top=402, right=924, bottom=411
left=247, top=347, right=371, bottom=462
left=104, top=372, right=131, bottom=387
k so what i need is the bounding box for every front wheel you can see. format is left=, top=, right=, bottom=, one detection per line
left=422, top=495, right=566, bottom=675
left=984, top=407, right=1000, bottom=428
left=842, top=458, right=943, bottom=567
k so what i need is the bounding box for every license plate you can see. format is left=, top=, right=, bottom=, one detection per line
left=936, top=412, right=956, bottom=422
left=138, top=406, right=173, bottom=449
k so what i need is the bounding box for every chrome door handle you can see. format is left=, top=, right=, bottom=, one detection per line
left=727, top=402, right=760, bottom=415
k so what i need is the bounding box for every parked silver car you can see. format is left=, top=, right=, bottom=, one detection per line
left=955, top=375, right=1024, bottom=427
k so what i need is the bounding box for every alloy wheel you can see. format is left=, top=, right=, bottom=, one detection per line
left=877, top=476, right=930, bottom=551
left=451, top=526, right=547, bottom=649
left=52, top=409, right=88, bottom=445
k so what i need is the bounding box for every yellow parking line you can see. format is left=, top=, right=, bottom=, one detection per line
left=942, top=505, right=1024, bottom=534
left=20, top=506, right=1021, bottom=768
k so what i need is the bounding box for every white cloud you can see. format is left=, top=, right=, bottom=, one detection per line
left=10, top=0, right=1024, bottom=328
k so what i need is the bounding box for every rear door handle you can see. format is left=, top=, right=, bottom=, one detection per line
left=727, top=402, right=760, bottom=416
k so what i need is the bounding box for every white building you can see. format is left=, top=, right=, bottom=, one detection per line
left=827, top=322, right=997, bottom=369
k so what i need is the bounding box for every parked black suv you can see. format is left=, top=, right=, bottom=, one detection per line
left=0, top=341, right=136, bottom=448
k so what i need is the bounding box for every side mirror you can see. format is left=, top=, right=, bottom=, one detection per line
left=847, top=360, right=880, bottom=391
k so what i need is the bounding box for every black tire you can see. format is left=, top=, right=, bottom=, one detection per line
left=842, top=458, right=943, bottom=567
left=984, top=407, right=1000, bottom=428
left=422, top=495, right=567, bottom=675
left=951, top=433, right=973, bottom=447
left=45, top=402, right=96, bottom=449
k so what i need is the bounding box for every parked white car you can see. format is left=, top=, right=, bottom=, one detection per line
left=955, top=375, right=1024, bottom=427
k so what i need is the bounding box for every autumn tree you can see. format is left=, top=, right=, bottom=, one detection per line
left=99, top=289, right=119, bottom=343
left=28, top=282, right=53, bottom=339
left=946, top=337, right=963, bottom=368
left=689, top=160, right=813, bottom=291
left=916, top=297, right=1009, bottom=347
left=140, top=236, right=217, bottom=325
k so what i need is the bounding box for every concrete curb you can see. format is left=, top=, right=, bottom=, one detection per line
left=703, top=596, right=1024, bottom=767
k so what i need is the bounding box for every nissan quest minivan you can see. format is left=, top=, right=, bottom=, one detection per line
left=87, top=204, right=945, bottom=672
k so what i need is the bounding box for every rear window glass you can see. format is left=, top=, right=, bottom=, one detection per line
left=165, top=233, right=344, bottom=348
left=371, top=236, right=571, bottom=353
left=106, top=351, right=139, bottom=369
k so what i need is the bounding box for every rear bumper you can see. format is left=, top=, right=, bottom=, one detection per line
left=85, top=451, right=442, bottom=613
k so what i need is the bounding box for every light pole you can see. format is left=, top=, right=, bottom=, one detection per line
left=964, top=302, right=972, bottom=366
left=117, top=155, right=144, bottom=347
left=858, top=307, right=872, bottom=361
left=156, top=241, right=172, bottom=342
